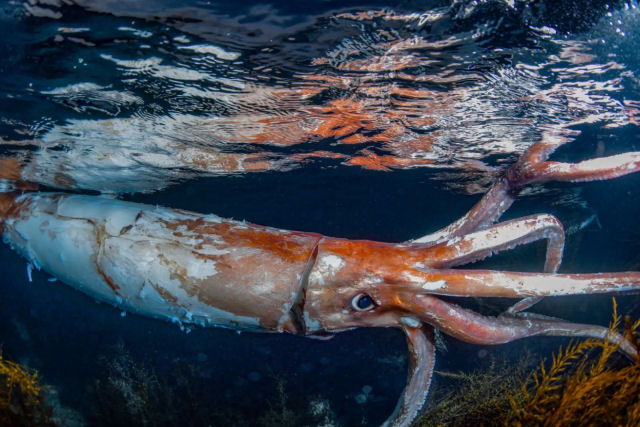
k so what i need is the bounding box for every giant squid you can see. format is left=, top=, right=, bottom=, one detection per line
left=1, top=139, right=640, bottom=426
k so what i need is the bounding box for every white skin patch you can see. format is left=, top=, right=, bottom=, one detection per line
left=445, top=236, right=461, bottom=247
left=322, top=255, right=345, bottom=270
left=464, top=275, right=484, bottom=283
left=304, top=311, right=323, bottom=332
left=309, top=254, right=346, bottom=286
left=26, top=263, right=33, bottom=282
left=250, top=281, right=276, bottom=295
left=183, top=257, right=218, bottom=280
left=403, top=271, right=430, bottom=285
left=359, top=275, right=383, bottom=287
left=400, top=316, right=421, bottom=328
left=422, top=280, right=447, bottom=291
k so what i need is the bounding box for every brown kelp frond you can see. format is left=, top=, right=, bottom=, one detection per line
left=416, top=352, right=535, bottom=426
left=0, top=352, right=40, bottom=404
left=0, top=351, right=55, bottom=426
left=507, top=339, right=603, bottom=426
left=507, top=298, right=640, bottom=427
left=623, top=314, right=640, bottom=350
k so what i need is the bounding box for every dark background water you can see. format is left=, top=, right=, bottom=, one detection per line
left=0, top=0, right=639, bottom=425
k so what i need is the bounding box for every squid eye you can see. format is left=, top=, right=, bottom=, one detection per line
left=351, top=293, right=376, bottom=311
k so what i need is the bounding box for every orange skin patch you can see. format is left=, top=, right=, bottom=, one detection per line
left=163, top=217, right=320, bottom=265
left=0, top=157, right=23, bottom=181
left=158, top=216, right=322, bottom=329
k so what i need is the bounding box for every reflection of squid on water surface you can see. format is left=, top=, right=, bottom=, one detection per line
left=3, top=5, right=638, bottom=195
left=2, top=138, right=640, bottom=426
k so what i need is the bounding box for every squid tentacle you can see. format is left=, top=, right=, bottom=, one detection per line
left=409, top=268, right=640, bottom=298
left=423, top=213, right=565, bottom=273
left=510, top=141, right=640, bottom=185
left=411, top=179, right=514, bottom=245
left=412, top=140, right=640, bottom=245
left=398, top=294, right=637, bottom=359
left=383, top=324, right=436, bottom=427
left=417, top=213, right=565, bottom=315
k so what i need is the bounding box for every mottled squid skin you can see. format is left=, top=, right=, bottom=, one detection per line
left=0, top=192, right=321, bottom=332
left=2, top=140, right=640, bottom=427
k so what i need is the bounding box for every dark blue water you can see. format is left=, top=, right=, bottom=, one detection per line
left=1, top=0, right=639, bottom=425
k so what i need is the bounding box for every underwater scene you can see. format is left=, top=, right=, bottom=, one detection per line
left=1, top=0, right=640, bottom=425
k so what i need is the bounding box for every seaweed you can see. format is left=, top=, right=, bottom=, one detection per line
left=257, top=376, right=298, bottom=427
left=506, top=299, right=640, bottom=426
left=89, top=344, right=248, bottom=426
left=90, top=345, right=169, bottom=426
left=416, top=352, right=534, bottom=427
left=0, top=351, right=55, bottom=426
left=88, top=344, right=337, bottom=427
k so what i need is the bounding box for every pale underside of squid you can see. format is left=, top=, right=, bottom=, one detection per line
left=1, top=139, right=640, bottom=426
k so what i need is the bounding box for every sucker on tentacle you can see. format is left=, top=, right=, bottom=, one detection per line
left=1, top=140, right=640, bottom=426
